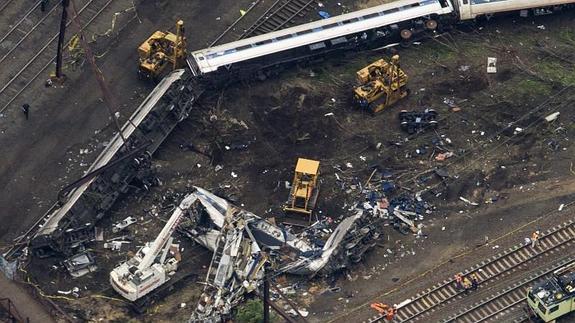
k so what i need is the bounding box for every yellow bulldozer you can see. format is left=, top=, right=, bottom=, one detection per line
left=353, top=55, right=409, bottom=114
left=284, top=158, right=320, bottom=221
left=138, top=20, right=187, bottom=81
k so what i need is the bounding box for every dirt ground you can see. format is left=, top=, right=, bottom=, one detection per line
left=2, top=0, right=575, bottom=322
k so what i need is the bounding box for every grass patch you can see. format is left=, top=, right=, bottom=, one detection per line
left=535, top=60, right=575, bottom=86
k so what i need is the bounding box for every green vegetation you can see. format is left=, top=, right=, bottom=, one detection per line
left=535, top=60, right=575, bottom=86
left=559, top=30, right=575, bottom=46
left=236, top=299, right=278, bottom=323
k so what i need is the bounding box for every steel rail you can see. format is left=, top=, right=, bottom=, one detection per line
left=0, top=0, right=115, bottom=114
left=238, top=0, right=315, bottom=39
left=443, top=255, right=575, bottom=323
left=0, top=0, right=16, bottom=14
left=0, top=4, right=61, bottom=65
left=363, top=219, right=575, bottom=322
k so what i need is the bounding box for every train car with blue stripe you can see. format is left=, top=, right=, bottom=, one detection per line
left=188, top=0, right=455, bottom=79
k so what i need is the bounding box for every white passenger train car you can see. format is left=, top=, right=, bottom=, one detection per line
left=189, top=0, right=454, bottom=76
left=455, top=0, right=575, bottom=20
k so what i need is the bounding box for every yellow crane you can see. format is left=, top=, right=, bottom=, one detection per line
left=138, top=20, right=187, bottom=81
left=353, top=55, right=409, bottom=114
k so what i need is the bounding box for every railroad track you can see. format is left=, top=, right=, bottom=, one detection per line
left=443, top=255, right=575, bottom=323
left=0, top=0, right=17, bottom=15
left=238, top=0, right=315, bottom=39
left=0, top=0, right=115, bottom=114
left=364, top=219, right=575, bottom=322
left=0, top=2, right=61, bottom=62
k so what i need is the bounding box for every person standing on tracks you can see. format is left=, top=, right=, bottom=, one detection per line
left=385, top=305, right=397, bottom=320
left=470, top=273, right=479, bottom=290
left=462, top=276, right=472, bottom=290
left=454, top=273, right=463, bottom=289
left=21, top=104, right=30, bottom=120
left=531, top=230, right=540, bottom=248
left=40, top=0, right=49, bottom=12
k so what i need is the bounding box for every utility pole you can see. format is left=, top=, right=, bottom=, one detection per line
left=54, top=0, right=70, bottom=82
left=67, top=0, right=125, bottom=142
left=263, top=261, right=270, bottom=323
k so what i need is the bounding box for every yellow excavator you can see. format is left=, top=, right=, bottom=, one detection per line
left=353, top=55, right=409, bottom=114
left=138, top=20, right=187, bottom=81
left=284, top=158, right=320, bottom=221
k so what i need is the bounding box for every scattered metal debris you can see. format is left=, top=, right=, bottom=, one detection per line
left=63, top=251, right=98, bottom=278
left=112, top=216, right=137, bottom=233
left=399, top=109, right=438, bottom=134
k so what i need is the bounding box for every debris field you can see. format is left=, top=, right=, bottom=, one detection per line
left=1, top=1, right=575, bottom=323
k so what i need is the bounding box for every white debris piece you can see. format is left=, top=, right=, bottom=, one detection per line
left=487, top=57, right=497, bottom=73
left=558, top=204, right=565, bottom=211
left=112, top=216, right=137, bottom=233
left=545, top=112, right=560, bottom=122
left=459, top=196, right=479, bottom=206
left=231, top=172, right=238, bottom=178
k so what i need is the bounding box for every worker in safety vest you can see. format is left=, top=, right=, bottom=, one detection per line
left=454, top=273, right=463, bottom=289
left=385, top=305, right=397, bottom=320
left=462, top=276, right=472, bottom=290
left=370, top=302, right=389, bottom=314
left=531, top=230, right=540, bottom=248
left=470, top=273, right=479, bottom=290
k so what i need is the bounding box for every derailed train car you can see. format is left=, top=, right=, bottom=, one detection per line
left=454, top=0, right=575, bottom=20
left=30, top=71, right=200, bottom=257
left=28, top=0, right=575, bottom=257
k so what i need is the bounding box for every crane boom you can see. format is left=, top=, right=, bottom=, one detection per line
left=110, top=194, right=199, bottom=301
left=138, top=194, right=197, bottom=270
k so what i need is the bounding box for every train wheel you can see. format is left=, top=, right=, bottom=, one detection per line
left=425, top=19, right=438, bottom=30
left=400, top=29, right=412, bottom=40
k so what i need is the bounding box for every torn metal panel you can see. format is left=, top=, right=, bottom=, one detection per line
left=30, top=70, right=201, bottom=257
left=172, top=187, right=382, bottom=322
left=63, top=251, right=98, bottom=278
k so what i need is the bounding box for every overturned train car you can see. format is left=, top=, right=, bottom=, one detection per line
left=31, top=70, right=200, bottom=257
left=28, top=0, right=575, bottom=257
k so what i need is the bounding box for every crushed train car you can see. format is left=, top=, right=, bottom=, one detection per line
left=150, top=187, right=383, bottom=321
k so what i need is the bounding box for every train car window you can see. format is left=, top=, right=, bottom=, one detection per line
left=322, top=23, right=338, bottom=29
left=386, top=8, right=399, bottom=13
left=364, top=13, right=380, bottom=19
left=297, top=29, right=314, bottom=35
left=410, top=3, right=420, bottom=7
left=254, top=39, right=273, bottom=46
left=527, top=292, right=536, bottom=303
left=330, top=37, right=347, bottom=45
left=438, top=0, right=450, bottom=6
left=309, top=42, right=326, bottom=51
left=224, top=49, right=237, bottom=55
left=463, top=0, right=468, bottom=3
left=312, top=27, right=323, bottom=32
left=538, top=303, right=547, bottom=314
left=276, top=34, right=293, bottom=40
left=235, top=44, right=252, bottom=51
left=549, top=305, right=559, bottom=313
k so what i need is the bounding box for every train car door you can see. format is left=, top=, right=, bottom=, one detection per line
left=455, top=0, right=473, bottom=20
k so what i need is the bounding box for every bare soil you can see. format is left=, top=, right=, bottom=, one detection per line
left=1, top=1, right=575, bottom=322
